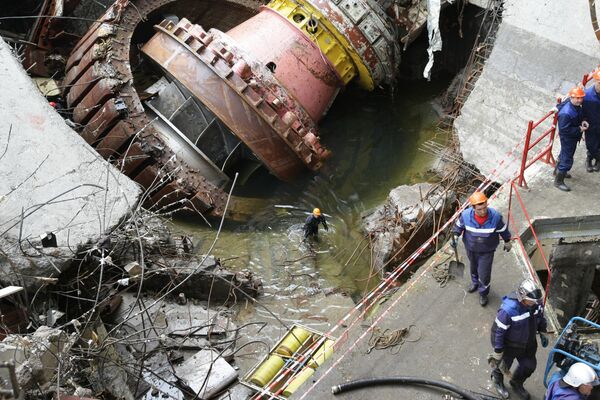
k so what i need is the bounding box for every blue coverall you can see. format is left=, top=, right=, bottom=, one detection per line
left=545, top=379, right=587, bottom=400
left=557, top=100, right=584, bottom=173
left=490, top=292, right=547, bottom=385
left=303, top=214, right=328, bottom=239
left=583, top=86, right=600, bottom=161
left=453, top=207, right=511, bottom=296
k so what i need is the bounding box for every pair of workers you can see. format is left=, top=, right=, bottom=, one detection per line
left=452, top=191, right=545, bottom=398
left=555, top=70, right=600, bottom=191
left=453, top=191, right=599, bottom=398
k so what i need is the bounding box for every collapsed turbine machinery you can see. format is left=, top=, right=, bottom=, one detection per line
left=63, top=0, right=400, bottom=218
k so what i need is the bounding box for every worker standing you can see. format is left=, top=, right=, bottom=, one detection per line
left=452, top=191, right=511, bottom=306
left=303, top=208, right=328, bottom=241
left=545, top=363, right=599, bottom=399
left=489, top=279, right=549, bottom=400
left=583, top=70, right=600, bottom=173
left=555, top=87, right=588, bottom=191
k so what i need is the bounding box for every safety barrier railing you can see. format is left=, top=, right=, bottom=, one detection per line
left=507, top=180, right=551, bottom=304
left=515, top=105, right=559, bottom=188
left=516, top=71, right=595, bottom=188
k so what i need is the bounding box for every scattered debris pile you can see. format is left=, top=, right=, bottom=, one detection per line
left=0, top=208, right=263, bottom=399
left=362, top=183, right=457, bottom=275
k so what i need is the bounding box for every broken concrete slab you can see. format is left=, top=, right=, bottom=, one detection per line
left=142, top=352, right=184, bottom=400
left=1, top=326, right=75, bottom=391
left=362, top=183, right=456, bottom=273
left=142, top=257, right=262, bottom=302
left=174, top=349, right=238, bottom=399
left=164, top=303, right=234, bottom=337
left=0, top=37, right=140, bottom=291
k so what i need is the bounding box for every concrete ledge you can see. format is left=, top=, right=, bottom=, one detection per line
left=0, top=38, right=140, bottom=288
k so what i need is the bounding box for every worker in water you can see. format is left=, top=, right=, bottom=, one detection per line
left=583, top=70, right=600, bottom=173
left=303, top=208, right=328, bottom=241
left=555, top=86, right=588, bottom=191
left=545, top=362, right=599, bottom=400
left=452, top=191, right=511, bottom=307
left=490, top=279, right=549, bottom=400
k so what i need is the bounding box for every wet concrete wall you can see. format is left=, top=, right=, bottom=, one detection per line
left=0, top=38, right=140, bottom=289
left=547, top=240, right=600, bottom=327
left=455, top=0, right=600, bottom=181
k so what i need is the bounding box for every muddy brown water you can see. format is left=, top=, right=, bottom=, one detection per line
left=172, top=80, right=449, bottom=373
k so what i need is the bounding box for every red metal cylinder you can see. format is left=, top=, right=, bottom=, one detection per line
left=226, top=7, right=342, bottom=121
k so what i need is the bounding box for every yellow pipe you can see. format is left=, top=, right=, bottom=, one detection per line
left=308, top=339, right=335, bottom=368
left=275, top=326, right=312, bottom=356
left=282, top=367, right=316, bottom=397
left=249, top=355, right=285, bottom=387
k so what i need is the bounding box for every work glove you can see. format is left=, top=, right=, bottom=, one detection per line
left=491, top=351, right=503, bottom=362
left=581, top=121, right=590, bottom=132
left=503, top=241, right=512, bottom=252
left=539, top=333, right=549, bottom=348
left=487, top=351, right=504, bottom=370
left=450, top=234, right=459, bottom=249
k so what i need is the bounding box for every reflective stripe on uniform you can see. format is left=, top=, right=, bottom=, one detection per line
left=495, top=318, right=510, bottom=330
left=497, top=224, right=508, bottom=232
left=511, top=312, right=531, bottom=322
left=464, top=226, right=496, bottom=233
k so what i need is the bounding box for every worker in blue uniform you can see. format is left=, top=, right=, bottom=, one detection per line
left=545, top=362, right=599, bottom=400
left=489, top=279, right=548, bottom=400
left=303, top=208, right=328, bottom=241
left=583, top=70, right=600, bottom=172
left=555, top=86, right=588, bottom=191
left=452, top=191, right=511, bottom=306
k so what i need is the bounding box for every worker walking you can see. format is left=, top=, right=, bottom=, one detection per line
left=545, top=362, right=599, bottom=400
left=303, top=208, right=328, bottom=241
left=452, top=191, right=511, bottom=306
left=555, top=87, right=588, bottom=191
left=583, top=70, right=600, bottom=173
left=489, top=279, right=549, bottom=399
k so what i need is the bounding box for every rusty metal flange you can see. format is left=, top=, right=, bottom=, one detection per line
left=142, top=18, right=330, bottom=181
left=309, top=0, right=400, bottom=88
left=62, top=0, right=260, bottom=216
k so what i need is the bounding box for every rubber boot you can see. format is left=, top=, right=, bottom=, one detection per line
left=467, top=282, right=478, bottom=293
left=586, top=156, right=594, bottom=172
left=509, top=379, right=530, bottom=400
left=479, top=294, right=489, bottom=307
left=553, top=163, right=571, bottom=178
left=491, top=372, right=510, bottom=399
left=594, top=157, right=600, bottom=172
left=554, top=171, right=570, bottom=192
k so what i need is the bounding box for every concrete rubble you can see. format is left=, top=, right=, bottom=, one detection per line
left=362, top=183, right=456, bottom=274
left=0, top=36, right=141, bottom=291
left=0, top=35, right=263, bottom=398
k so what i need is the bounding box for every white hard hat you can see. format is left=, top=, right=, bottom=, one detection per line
left=563, top=363, right=600, bottom=387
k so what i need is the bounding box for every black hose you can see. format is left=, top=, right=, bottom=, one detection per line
left=331, top=376, right=488, bottom=400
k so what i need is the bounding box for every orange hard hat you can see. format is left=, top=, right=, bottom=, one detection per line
left=469, top=191, right=488, bottom=206
left=592, top=69, right=600, bottom=81
left=569, top=87, right=585, bottom=98
left=313, top=208, right=321, bottom=216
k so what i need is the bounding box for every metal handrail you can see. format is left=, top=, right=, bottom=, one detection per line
left=515, top=104, right=559, bottom=188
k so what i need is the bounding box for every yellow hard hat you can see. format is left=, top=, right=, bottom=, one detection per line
left=313, top=208, right=321, bottom=216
